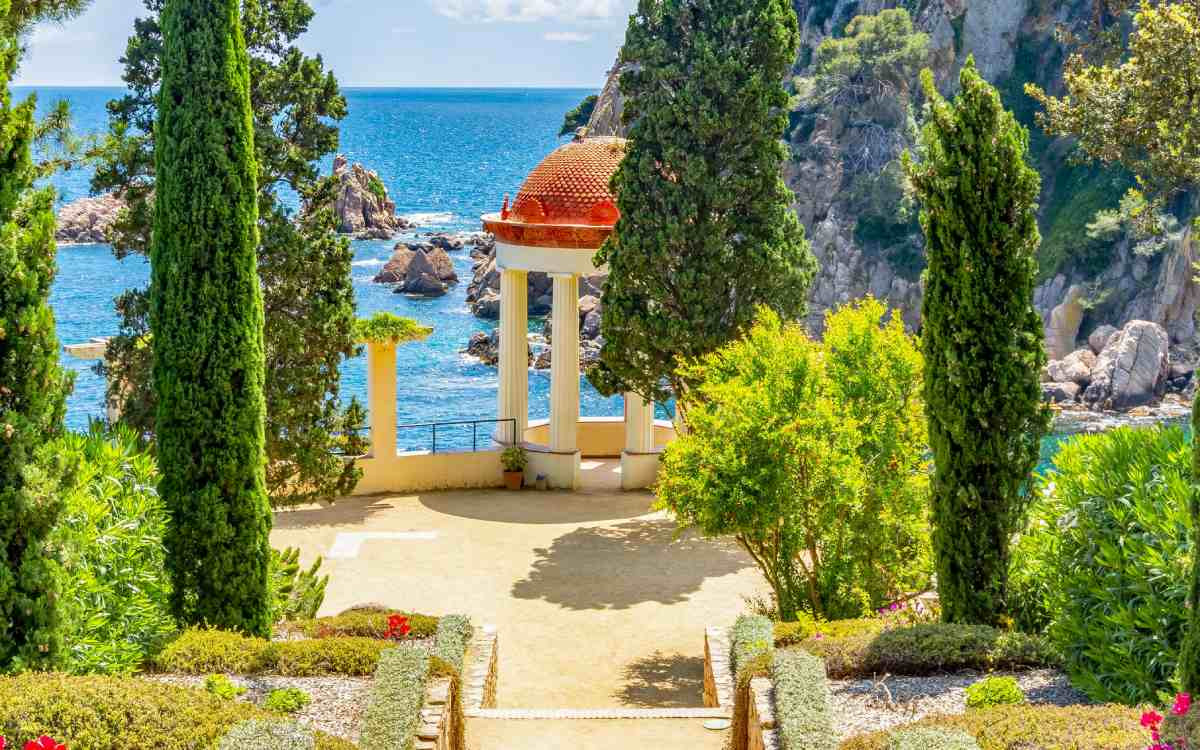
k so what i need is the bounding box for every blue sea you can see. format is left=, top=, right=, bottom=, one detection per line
left=28, top=86, right=625, bottom=451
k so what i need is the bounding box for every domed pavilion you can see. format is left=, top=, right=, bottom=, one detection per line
left=482, top=136, right=670, bottom=490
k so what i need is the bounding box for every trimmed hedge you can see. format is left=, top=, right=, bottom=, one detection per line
left=358, top=646, right=431, bottom=750
left=774, top=617, right=884, bottom=647
left=0, top=673, right=355, bottom=750
left=839, top=704, right=1144, bottom=750
left=153, top=628, right=392, bottom=676
left=792, top=622, right=1056, bottom=678
left=219, top=719, right=315, bottom=750
left=282, top=611, right=439, bottom=641
left=888, top=728, right=980, bottom=750
left=359, top=614, right=473, bottom=750
left=731, top=615, right=775, bottom=750
left=772, top=649, right=838, bottom=750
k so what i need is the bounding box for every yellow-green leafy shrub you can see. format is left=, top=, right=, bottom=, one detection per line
left=964, top=676, right=1024, bottom=709
left=839, top=704, right=1144, bottom=750
left=153, top=628, right=391, bottom=676
left=205, top=673, right=247, bottom=700
left=283, top=610, right=439, bottom=640
left=264, top=688, right=311, bottom=714
left=888, top=728, right=980, bottom=750
left=0, top=673, right=351, bottom=750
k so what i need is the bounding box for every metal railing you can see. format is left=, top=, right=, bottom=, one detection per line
left=396, top=417, right=517, bottom=454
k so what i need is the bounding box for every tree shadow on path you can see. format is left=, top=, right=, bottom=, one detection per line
left=616, top=652, right=707, bottom=708
left=510, top=519, right=752, bottom=610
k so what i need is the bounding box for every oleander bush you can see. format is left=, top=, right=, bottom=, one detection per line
left=154, top=628, right=392, bottom=676
left=791, top=622, right=1055, bottom=678
left=282, top=610, right=439, bottom=641
left=264, top=688, right=311, bottom=714
left=42, top=425, right=175, bottom=676
left=358, top=646, right=431, bottom=750
left=838, top=704, right=1144, bottom=750
left=772, top=648, right=838, bottom=750
left=1012, top=426, right=1192, bottom=704
left=888, top=728, right=980, bottom=750
left=964, top=676, right=1024, bottom=709
left=0, top=673, right=353, bottom=750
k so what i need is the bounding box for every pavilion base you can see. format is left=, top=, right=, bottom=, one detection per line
left=527, top=448, right=581, bottom=490
left=620, top=451, right=662, bottom=491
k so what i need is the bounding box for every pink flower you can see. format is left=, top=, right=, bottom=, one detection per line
left=24, top=737, right=65, bottom=750
left=1142, top=710, right=1164, bottom=729
left=1174, top=693, right=1192, bottom=716
left=812, top=632, right=824, bottom=640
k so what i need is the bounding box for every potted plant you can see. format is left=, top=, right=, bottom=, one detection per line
left=501, top=445, right=528, bottom=490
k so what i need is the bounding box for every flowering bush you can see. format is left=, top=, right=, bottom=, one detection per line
left=385, top=615, right=411, bottom=641
left=0, top=737, right=68, bottom=750
left=1153, top=692, right=1198, bottom=749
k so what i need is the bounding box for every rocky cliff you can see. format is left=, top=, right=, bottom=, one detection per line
left=333, top=155, right=412, bottom=239
left=586, top=0, right=1200, bottom=367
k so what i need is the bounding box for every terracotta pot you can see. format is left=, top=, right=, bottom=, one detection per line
left=503, top=471, right=524, bottom=490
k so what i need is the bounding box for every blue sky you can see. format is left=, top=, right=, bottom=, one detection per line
left=17, top=0, right=633, bottom=87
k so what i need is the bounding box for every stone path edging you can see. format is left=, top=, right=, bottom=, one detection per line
left=703, top=626, right=735, bottom=710
left=466, top=707, right=732, bottom=720
left=463, top=624, right=499, bottom=711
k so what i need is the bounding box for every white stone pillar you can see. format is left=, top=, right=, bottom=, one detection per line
left=621, top=392, right=660, bottom=490
left=549, top=273, right=580, bottom=453
left=366, top=341, right=398, bottom=460
left=496, top=268, right=528, bottom=445
left=623, top=393, right=654, bottom=453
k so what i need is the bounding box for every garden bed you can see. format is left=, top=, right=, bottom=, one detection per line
left=826, top=668, right=1088, bottom=739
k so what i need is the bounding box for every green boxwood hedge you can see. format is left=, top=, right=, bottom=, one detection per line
left=772, top=648, right=837, bottom=750
left=359, top=614, right=473, bottom=750
left=153, top=628, right=392, bottom=676
left=789, top=622, right=1055, bottom=678
left=0, top=673, right=354, bottom=750
left=839, top=704, right=1144, bottom=750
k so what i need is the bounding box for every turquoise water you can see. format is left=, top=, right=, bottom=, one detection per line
left=30, top=87, right=625, bottom=451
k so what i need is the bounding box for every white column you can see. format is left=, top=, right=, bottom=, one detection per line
left=549, top=272, right=580, bottom=453
left=497, top=268, right=528, bottom=445
left=623, top=393, right=654, bottom=454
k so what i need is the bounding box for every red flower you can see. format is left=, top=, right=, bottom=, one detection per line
left=386, top=614, right=411, bottom=640
left=1174, top=693, right=1192, bottom=716
left=24, top=737, right=65, bottom=750
left=1142, top=710, right=1164, bottom=729
left=1, top=736, right=6, bottom=750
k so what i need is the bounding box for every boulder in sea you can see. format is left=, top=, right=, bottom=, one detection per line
left=55, top=193, right=125, bottom=244
left=465, top=328, right=531, bottom=365
left=333, top=155, right=411, bottom=239
left=373, top=242, right=458, bottom=297
left=464, top=236, right=589, bottom=319
left=1083, top=320, right=1170, bottom=410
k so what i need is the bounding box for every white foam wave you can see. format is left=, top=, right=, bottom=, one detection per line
left=403, top=211, right=455, bottom=226
left=352, top=258, right=387, bottom=267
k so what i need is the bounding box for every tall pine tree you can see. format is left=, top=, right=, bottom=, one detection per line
left=904, top=59, right=1050, bottom=626
left=0, top=0, right=80, bottom=670
left=590, top=0, right=817, bottom=408
left=153, top=0, right=272, bottom=634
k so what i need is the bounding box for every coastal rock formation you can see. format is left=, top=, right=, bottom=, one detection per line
left=1045, top=348, right=1096, bottom=386
left=55, top=193, right=125, bottom=244
left=534, top=295, right=604, bottom=370
left=466, top=328, right=531, bottom=366
left=587, top=2, right=1200, bottom=360
left=465, top=237, right=604, bottom=319
left=333, top=155, right=410, bottom=238
left=373, top=242, right=458, bottom=297
left=1083, top=320, right=1171, bottom=411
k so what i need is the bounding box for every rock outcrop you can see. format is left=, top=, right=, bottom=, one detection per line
left=373, top=242, right=458, bottom=297
left=55, top=193, right=125, bottom=244
left=1082, top=321, right=1171, bottom=411
left=333, top=155, right=410, bottom=239
left=465, top=237, right=604, bottom=320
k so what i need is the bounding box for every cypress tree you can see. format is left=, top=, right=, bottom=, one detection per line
left=590, top=0, right=817, bottom=407
left=0, top=0, right=74, bottom=670
left=903, top=59, right=1050, bottom=626
left=153, top=0, right=272, bottom=635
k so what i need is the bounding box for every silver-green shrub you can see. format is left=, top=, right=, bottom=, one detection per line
left=772, top=649, right=837, bottom=750
left=888, top=728, right=980, bottom=750
left=218, top=719, right=315, bottom=750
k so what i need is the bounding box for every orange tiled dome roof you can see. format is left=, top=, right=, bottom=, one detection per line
left=508, top=137, right=625, bottom=226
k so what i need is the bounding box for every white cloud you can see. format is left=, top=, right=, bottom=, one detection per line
left=431, top=0, right=622, bottom=23
left=544, top=31, right=592, bottom=42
